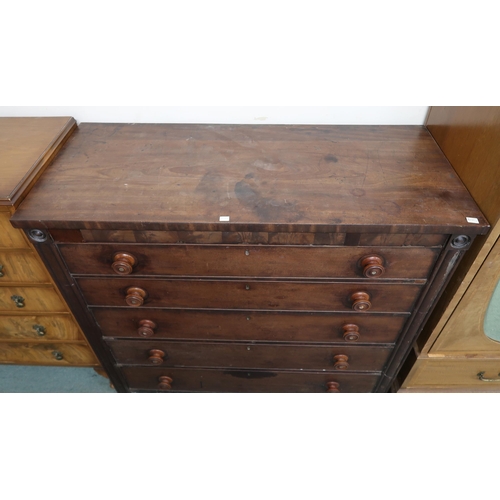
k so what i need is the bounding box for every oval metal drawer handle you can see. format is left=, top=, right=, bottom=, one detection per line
left=477, top=371, right=500, bottom=382
left=11, top=295, right=25, bottom=308
left=33, top=324, right=46, bottom=336
left=52, top=351, right=64, bottom=361
left=0, top=264, right=4, bottom=277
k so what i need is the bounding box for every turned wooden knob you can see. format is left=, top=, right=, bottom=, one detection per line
left=148, top=349, right=166, bottom=365
left=350, top=291, right=371, bottom=311
left=360, top=254, right=385, bottom=278
left=125, top=287, right=147, bottom=307
left=137, top=319, right=157, bottom=337
left=333, top=354, right=349, bottom=370
left=326, top=381, right=341, bottom=393
left=112, top=252, right=138, bottom=275
left=343, top=323, right=360, bottom=342
left=158, top=376, right=173, bottom=391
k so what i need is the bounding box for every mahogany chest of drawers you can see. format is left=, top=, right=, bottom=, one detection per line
left=10, top=123, right=489, bottom=392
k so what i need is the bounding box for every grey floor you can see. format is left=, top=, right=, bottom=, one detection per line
left=0, top=365, right=116, bottom=393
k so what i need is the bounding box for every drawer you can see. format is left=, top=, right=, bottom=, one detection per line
left=59, top=244, right=440, bottom=279
left=107, top=339, right=391, bottom=372
left=122, top=366, right=380, bottom=392
left=401, top=359, right=500, bottom=391
left=0, top=250, right=50, bottom=283
left=78, top=278, right=423, bottom=312
left=0, top=286, right=67, bottom=312
left=0, top=342, right=98, bottom=366
left=0, top=213, right=28, bottom=249
left=0, top=314, right=82, bottom=341
left=94, top=308, right=407, bottom=344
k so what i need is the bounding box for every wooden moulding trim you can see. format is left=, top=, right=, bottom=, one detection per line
left=0, top=118, right=77, bottom=209
left=374, top=238, right=471, bottom=392
left=9, top=219, right=490, bottom=236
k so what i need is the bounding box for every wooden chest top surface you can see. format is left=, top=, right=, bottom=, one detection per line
left=11, top=123, right=488, bottom=233
left=0, top=117, right=76, bottom=208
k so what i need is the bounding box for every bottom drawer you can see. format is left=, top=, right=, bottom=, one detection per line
left=0, top=342, right=99, bottom=366
left=122, top=366, right=380, bottom=393
left=400, top=358, right=500, bottom=392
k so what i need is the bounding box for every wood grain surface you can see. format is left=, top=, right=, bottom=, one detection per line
left=11, top=124, right=488, bottom=234
left=0, top=341, right=98, bottom=366
left=78, top=278, right=423, bottom=312
left=0, top=314, right=83, bottom=341
left=122, top=366, right=380, bottom=392
left=93, top=307, right=407, bottom=344
left=107, top=339, right=391, bottom=371
left=0, top=117, right=76, bottom=207
left=0, top=213, right=28, bottom=248
left=59, top=243, right=440, bottom=279
left=0, top=250, right=51, bottom=283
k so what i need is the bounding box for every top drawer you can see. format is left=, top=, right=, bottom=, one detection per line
left=58, top=244, right=440, bottom=280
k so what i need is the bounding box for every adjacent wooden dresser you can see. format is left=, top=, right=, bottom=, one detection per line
left=400, top=107, right=500, bottom=392
left=0, top=117, right=99, bottom=367
left=10, top=123, right=488, bottom=392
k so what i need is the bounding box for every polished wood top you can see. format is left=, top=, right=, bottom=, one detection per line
left=0, top=117, right=76, bottom=208
left=11, top=123, right=488, bottom=234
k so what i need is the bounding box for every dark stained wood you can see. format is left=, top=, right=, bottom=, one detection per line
left=59, top=243, right=440, bottom=279
left=0, top=117, right=76, bottom=208
left=11, top=123, right=488, bottom=392
left=11, top=124, right=488, bottom=235
left=123, top=366, right=380, bottom=392
left=78, top=278, right=424, bottom=312
left=107, top=339, right=391, bottom=372
left=92, top=308, right=408, bottom=344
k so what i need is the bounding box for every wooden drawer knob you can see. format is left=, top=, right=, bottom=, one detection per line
left=326, top=381, right=341, bottom=393
left=112, top=252, right=138, bottom=275
left=158, top=376, right=173, bottom=391
left=350, top=291, right=371, bottom=311
left=360, top=254, right=385, bottom=278
left=137, top=319, right=157, bottom=337
left=333, top=354, right=349, bottom=370
left=148, top=349, right=166, bottom=365
left=343, top=323, right=360, bottom=342
left=125, top=287, right=147, bottom=307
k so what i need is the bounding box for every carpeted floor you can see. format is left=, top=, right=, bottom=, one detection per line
left=0, top=365, right=116, bottom=393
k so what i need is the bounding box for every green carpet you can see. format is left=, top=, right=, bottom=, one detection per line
left=0, top=365, right=116, bottom=393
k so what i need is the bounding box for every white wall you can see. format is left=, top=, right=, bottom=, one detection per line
left=0, top=106, right=428, bottom=125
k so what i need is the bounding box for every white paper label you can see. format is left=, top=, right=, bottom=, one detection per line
left=219, top=216, right=230, bottom=222
left=466, top=217, right=479, bottom=224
